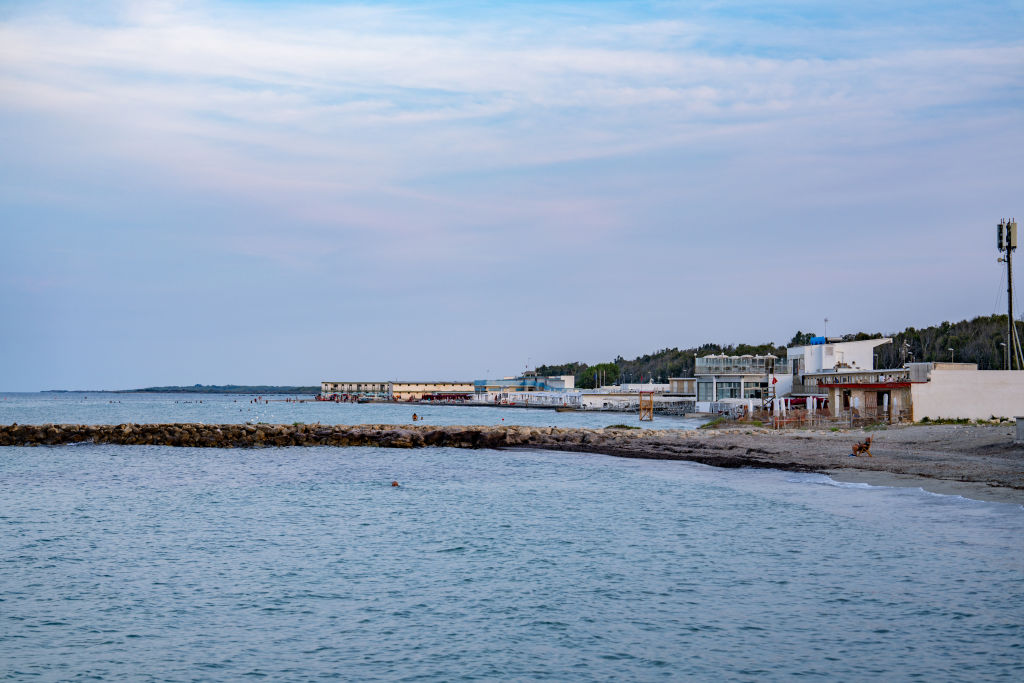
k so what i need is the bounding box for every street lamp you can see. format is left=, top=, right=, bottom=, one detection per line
left=948, top=348, right=954, bottom=363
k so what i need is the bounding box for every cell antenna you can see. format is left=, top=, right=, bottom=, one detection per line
left=997, top=218, right=1021, bottom=369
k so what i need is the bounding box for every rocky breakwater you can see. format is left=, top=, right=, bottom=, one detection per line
left=0, top=423, right=820, bottom=472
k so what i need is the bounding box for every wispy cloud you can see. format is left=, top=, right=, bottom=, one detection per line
left=3, top=1, right=1020, bottom=210
left=1, top=2, right=1023, bottom=389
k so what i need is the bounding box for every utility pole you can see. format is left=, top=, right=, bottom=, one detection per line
left=998, top=219, right=1019, bottom=369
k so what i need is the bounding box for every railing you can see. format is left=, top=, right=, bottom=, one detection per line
left=807, top=374, right=909, bottom=386
left=695, top=359, right=790, bottom=375
left=790, top=383, right=828, bottom=395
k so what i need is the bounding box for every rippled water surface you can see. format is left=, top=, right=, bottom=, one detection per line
left=0, top=392, right=704, bottom=430
left=2, top=444, right=1022, bottom=681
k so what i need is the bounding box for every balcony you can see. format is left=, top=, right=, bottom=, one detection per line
left=695, top=355, right=790, bottom=376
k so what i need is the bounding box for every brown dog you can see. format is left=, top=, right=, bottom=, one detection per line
left=851, top=436, right=873, bottom=457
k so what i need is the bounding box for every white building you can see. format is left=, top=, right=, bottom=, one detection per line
left=695, top=354, right=791, bottom=402
left=787, top=337, right=893, bottom=394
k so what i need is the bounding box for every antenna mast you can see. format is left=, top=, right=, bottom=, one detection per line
left=997, top=218, right=1021, bottom=369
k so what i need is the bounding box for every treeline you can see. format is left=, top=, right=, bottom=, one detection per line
left=876, top=315, right=1017, bottom=370
left=537, top=314, right=1020, bottom=387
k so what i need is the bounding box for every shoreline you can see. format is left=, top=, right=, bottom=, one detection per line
left=823, top=469, right=1024, bottom=505
left=2, top=422, right=1021, bottom=504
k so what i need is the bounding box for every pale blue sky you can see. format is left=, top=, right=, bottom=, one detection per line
left=1, top=1, right=1022, bottom=390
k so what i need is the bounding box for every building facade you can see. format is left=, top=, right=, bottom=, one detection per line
left=320, top=381, right=389, bottom=397
left=320, top=381, right=473, bottom=401
left=391, top=382, right=474, bottom=401
left=695, top=354, right=792, bottom=401
left=787, top=337, right=893, bottom=394
left=473, top=374, right=575, bottom=394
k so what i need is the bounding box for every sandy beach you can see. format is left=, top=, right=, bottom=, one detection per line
left=641, top=423, right=1024, bottom=504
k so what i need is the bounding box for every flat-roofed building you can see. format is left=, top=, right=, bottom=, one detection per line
left=391, top=382, right=474, bottom=401
left=473, top=374, right=575, bottom=393
left=805, top=361, right=1024, bottom=422
left=695, top=354, right=791, bottom=401
left=802, top=367, right=912, bottom=420
left=787, top=337, right=893, bottom=394
left=321, top=381, right=389, bottom=397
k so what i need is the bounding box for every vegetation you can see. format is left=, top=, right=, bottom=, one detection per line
left=875, top=315, right=1018, bottom=370
left=538, top=313, right=1021, bottom=386
left=917, top=417, right=981, bottom=425
left=698, top=416, right=726, bottom=429
left=576, top=363, right=620, bottom=389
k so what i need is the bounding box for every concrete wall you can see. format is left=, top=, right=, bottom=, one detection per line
left=911, top=370, right=1024, bottom=421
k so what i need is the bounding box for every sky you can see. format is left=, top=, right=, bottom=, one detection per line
left=1, top=0, right=1022, bottom=390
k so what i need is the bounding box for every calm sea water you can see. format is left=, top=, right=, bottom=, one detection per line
left=0, top=392, right=704, bottom=430
left=1, top=396, right=1022, bottom=680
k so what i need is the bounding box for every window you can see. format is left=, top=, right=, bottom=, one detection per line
left=717, top=381, right=741, bottom=399
left=697, top=382, right=714, bottom=401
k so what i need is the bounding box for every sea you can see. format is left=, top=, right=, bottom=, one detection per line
left=1, top=393, right=1022, bottom=681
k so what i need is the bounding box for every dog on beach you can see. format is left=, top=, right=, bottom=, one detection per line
left=851, top=436, right=873, bottom=457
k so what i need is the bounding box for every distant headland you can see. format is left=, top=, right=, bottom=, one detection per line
left=43, top=384, right=319, bottom=394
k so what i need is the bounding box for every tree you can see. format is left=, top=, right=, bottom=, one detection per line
left=578, top=363, right=620, bottom=389
left=788, top=331, right=815, bottom=346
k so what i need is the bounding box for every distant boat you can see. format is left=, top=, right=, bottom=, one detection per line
left=555, top=406, right=579, bottom=412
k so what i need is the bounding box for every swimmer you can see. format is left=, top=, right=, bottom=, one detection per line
left=412, top=413, right=418, bottom=422
left=391, top=481, right=400, bottom=487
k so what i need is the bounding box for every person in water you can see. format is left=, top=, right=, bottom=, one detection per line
left=412, top=413, right=418, bottom=421
left=391, top=481, right=400, bottom=487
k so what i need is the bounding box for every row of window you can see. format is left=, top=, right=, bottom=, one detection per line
left=697, top=381, right=768, bottom=401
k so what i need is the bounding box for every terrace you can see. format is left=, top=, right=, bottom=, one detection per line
left=695, top=354, right=790, bottom=376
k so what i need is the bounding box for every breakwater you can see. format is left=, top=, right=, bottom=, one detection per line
left=0, top=422, right=817, bottom=472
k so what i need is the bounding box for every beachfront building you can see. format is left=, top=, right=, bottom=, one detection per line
left=391, top=382, right=474, bottom=401
left=805, top=361, right=1024, bottom=421
left=802, top=367, right=913, bottom=420
left=320, top=381, right=473, bottom=401
left=470, top=390, right=583, bottom=409
left=473, top=373, right=576, bottom=394
left=694, top=354, right=792, bottom=402
left=470, top=372, right=580, bottom=407
left=786, top=337, right=894, bottom=395
left=320, top=381, right=390, bottom=398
